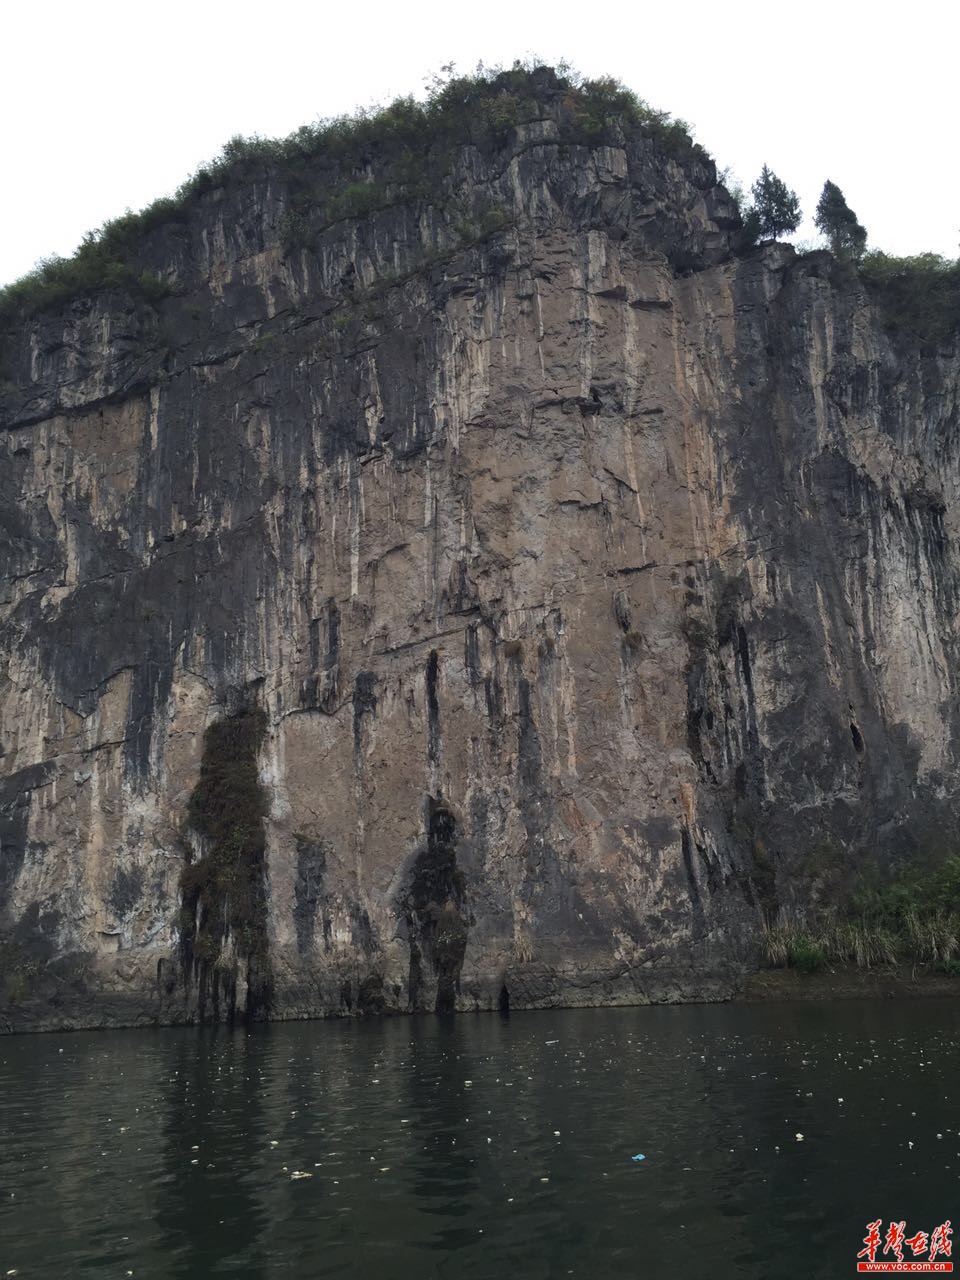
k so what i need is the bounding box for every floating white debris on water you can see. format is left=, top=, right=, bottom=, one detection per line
left=290, top=1171, right=312, bottom=1180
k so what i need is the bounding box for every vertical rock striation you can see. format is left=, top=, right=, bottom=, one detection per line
left=1, top=70, right=958, bottom=1029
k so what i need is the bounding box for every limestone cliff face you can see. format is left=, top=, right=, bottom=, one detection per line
left=1, top=81, right=959, bottom=1029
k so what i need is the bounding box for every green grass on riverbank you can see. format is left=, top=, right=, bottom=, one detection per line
left=762, top=856, right=960, bottom=975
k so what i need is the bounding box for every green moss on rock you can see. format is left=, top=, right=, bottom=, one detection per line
left=179, top=706, right=271, bottom=1020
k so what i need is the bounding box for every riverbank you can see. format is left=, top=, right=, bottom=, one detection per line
left=738, top=966, right=960, bottom=1002
left=6, top=963, right=960, bottom=1034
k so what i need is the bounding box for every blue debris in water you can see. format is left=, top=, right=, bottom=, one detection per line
left=631, top=1153, right=646, bottom=1162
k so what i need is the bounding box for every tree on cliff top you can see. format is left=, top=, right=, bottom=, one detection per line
left=815, top=180, right=867, bottom=259
left=750, top=165, right=801, bottom=241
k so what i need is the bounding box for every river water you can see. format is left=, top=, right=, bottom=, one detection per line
left=0, top=1000, right=957, bottom=1279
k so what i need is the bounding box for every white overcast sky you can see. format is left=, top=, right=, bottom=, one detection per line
left=2, top=0, right=957, bottom=287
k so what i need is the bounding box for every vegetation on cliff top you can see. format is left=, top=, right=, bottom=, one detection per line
left=1, top=59, right=956, bottom=347
left=858, top=251, right=960, bottom=344
left=0, top=61, right=706, bottom=329
left=744, top=164, right=802, bottom=242
left=815, top=180, right=867, bottom=260
left=722, top=168, right=959, bottom=344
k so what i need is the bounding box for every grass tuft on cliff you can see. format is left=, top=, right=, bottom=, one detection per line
left=0, top=61, right=707, bottom=329
left=763, top=854, right=960, bottom=974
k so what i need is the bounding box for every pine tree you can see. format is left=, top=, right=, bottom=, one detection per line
left=815, top=181, right=867, bottom=259
left=750, top=165, right=802, bottom=241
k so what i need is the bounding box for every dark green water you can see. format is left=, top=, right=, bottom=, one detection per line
left=1, top=1000, right=957, bottom=1279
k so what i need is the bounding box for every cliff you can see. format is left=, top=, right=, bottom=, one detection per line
left=2, top=68, right=959, bottom=1030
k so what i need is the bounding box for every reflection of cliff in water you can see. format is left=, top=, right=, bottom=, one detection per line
left=0, top=1004, right=958, bottom=1276
left=155, top=1031, right=271, bottom=1279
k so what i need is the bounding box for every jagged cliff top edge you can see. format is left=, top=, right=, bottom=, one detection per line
left=0, top=62, right=716, bottom=332
left=2, top=60, right=957, bottom=355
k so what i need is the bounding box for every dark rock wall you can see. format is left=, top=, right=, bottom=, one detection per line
left=1, top=96, right=957, bottom=1030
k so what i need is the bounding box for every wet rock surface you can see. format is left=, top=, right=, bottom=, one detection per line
left=1, top=89, right=958, bottom=1030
